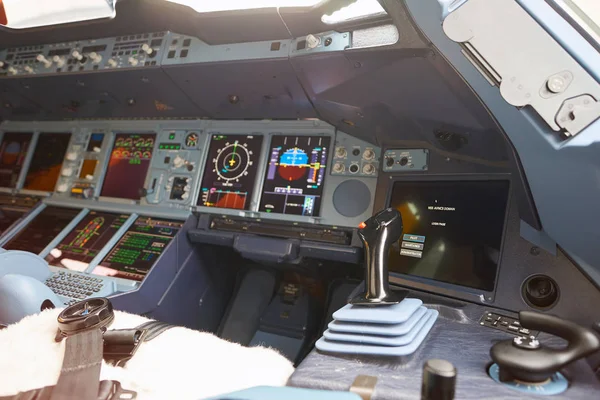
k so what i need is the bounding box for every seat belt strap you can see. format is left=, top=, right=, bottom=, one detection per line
left=50, top=328, right=103, bottom=400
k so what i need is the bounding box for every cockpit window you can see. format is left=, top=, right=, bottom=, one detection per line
left=551, top=0, right=600, bottom=46
left=321, top=0, right=386, bottom=24
left=167, top=0, right=322, bottom=12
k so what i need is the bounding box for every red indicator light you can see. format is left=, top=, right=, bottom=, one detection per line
left=358, top=222, right=367, bottom=229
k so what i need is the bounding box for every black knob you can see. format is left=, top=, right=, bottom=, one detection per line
left=349, top=208, right=407, bottom=305
left=421, top=359, right=456, bottom=400
left=386, top=157, right=395, bottom=167
left=490, top=311, right=600, bottom=383
left=399, top=157, right=409, bottom=166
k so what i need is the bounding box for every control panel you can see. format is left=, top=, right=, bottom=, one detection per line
left=55, top=129, right=110, bottom=199
left=0, top=120, right=379, bottom=230
left=143, top=129, right=205, bottom=208
left=0, top=32, right=169, bottom=77
left=332, top=131, right=380, bottom=177
left=382, top=149, right=429, bottom=172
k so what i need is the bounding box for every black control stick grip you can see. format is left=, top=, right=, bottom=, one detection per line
left=490, top=311, right=600, bottom=383
left=349, top=208, right=406, bottom=305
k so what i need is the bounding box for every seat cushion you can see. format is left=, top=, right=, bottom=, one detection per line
left=0, top=308, right=294, bottom=400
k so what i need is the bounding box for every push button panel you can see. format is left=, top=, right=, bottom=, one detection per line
left=479, top=311, right=538, bottom=337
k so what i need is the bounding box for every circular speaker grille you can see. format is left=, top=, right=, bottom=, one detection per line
left=333, top=179, right=371, bottom=218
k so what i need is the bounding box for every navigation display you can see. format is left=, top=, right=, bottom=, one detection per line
left=101, top=133, right=155, bottom=200
left=259, top=135, right=330, bottom=216
left=198, top=134, right=263, bottom=210
left=44, top=211, right=129, bottom=271
left=4, top=206, right=80, bottom=254
left=94, top=217, right=183, bottom=281
left=387, top=180, right=510, bottom=292
left=24, top=133, right=71, bottom=192
left=0, top=132, right=32, bottom=188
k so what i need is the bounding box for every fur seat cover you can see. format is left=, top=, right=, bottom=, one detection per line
left=0, top=308, right=294, bottom=399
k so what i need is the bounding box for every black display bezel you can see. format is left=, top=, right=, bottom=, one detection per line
left=384, top=174, right=512, bottom=304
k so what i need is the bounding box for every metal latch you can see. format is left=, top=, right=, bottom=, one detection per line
left=442, top=0, right=600, bottom=138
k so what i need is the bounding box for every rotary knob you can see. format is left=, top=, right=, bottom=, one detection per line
left=36, top=54, right=52, bottom=68
left=421, top=359, right=456, bottom=400
left=173, top=155, right=185, bottom=169
left=363, top=163, right=376, bottom=175
left=335, top=147, right=347, bottom=158
left=128, top=57, right=139, bottom=66
left=107, top=58, right=118, bottom=68
left=65, top=151, right=78, bottom=161
left=52, top=56, right=65, bottom=68
left=56, top=183, right=68, bottom=193
left=89, top=52, right=102, bottom=64
left=24, top=66, right=33, bottom=73
left=363, top=149, right=375, bottom=160
left=141, top=44, right=154, bottom=56
left=333, top=162, right=345, bottom=173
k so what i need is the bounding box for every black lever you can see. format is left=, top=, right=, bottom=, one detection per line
left=490, top=311, right=600, bottom=383
left=349, top=208, right=406, bottom=305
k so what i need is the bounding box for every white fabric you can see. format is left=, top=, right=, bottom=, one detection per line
left=0, top=308, right=294, bottom=399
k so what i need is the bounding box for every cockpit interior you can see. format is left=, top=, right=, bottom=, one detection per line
left=0, top=0, right=599, bottom=399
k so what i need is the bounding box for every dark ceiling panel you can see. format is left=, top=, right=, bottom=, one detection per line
left=164, top=59, right=316, bottom=119
left=7, top=68, right=204, bottom=120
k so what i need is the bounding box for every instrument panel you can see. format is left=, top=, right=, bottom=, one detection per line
left=0, top=119, right=380, bottom=227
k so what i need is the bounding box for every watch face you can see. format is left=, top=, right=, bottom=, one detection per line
left=57, top=297, right=114, bottom=335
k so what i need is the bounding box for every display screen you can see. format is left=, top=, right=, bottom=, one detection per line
left=24, top=133, right=71, bottom=192
left=44, top=211, right=129, bottom=271
left=387, top=180, right=510, bottom=292
left=0, top=132, right=32, bottom=188
left=198, top=134, right=263, bottom=210
left=94, top=217, right=183, bottom=281
left=0, top=207, right=26, bottom=234
left=101, top=133, right=155, bottom=200
left=4, top=206, right=80, bottom=254
left=259, top=135, right=330, bottom=216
